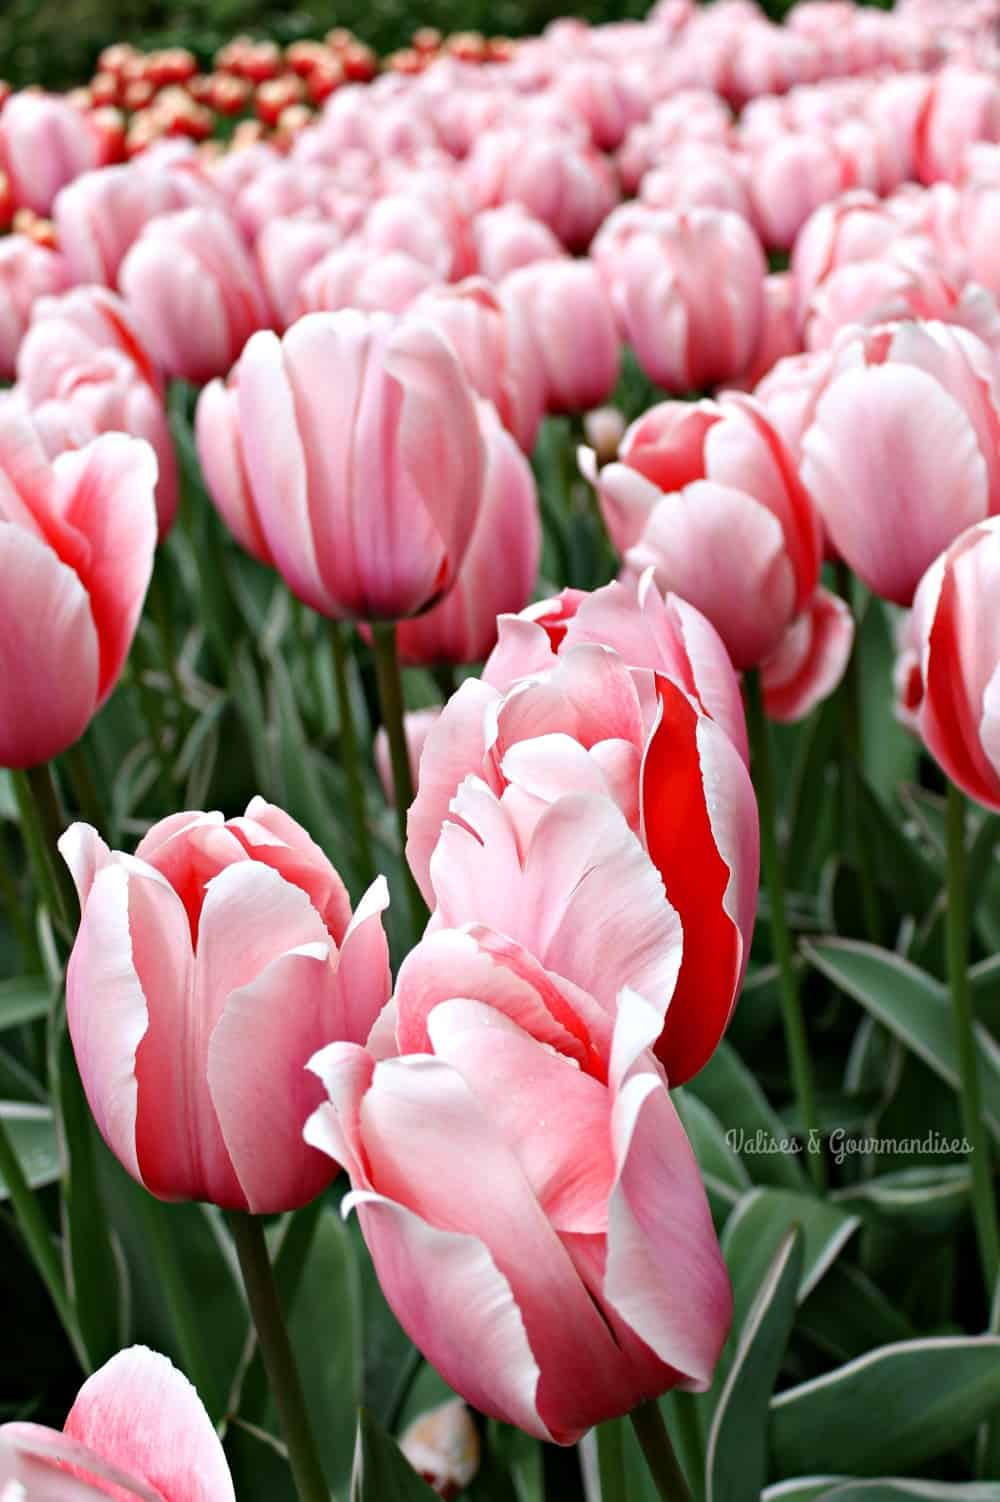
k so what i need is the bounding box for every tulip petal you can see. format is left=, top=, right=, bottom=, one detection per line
left=328, top=876, right=393, bottom=1044
left=304, top=1040, right=375, bottom=1188
left=234, top=797, right=354, bottom=946
left=761, top=588, right=855, bottom=723
left=0, top=1423, right=161, bottom=1500
left=59, top=822, right=112, bottom=910
left=0, top=523, right=99, bottom=768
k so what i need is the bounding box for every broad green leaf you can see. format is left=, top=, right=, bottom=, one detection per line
left=225, top=1419, right=296, bottom=1502
left=771, top=1336, right=1000, bottom=1475
left=785, top=696, right=840, bottom=885
left=685, top=1042, right=807, bottom=1189
left=848, top=770, right=939, bottom=924
left=722, top=1189, right=859, bottom=1332
left=970, top=952, right=1000, bottom=1035
left=706, top=1228, right=803, bottom=1502
left=0, top=976, right=51, bottom=1031
left=351, top=1408, right=438, bottom=1501
left=0, top=1101, right=58, bottom=1198
left=833, top=1165, right=971, bottom=1236
left=675, top=1092, right=751, bottom=1193
left=856, top=599, right=919, bottom=800
left=803, top=939, right=1000, bottom=1144
left=798, top=1262, right=914, bottom=1363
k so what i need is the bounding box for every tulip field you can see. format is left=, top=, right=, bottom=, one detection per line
left=5, top=0, right=1000, bottom=1497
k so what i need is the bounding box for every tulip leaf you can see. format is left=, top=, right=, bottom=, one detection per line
left=674, top=1091, right=751, bottom=1193
left=820, top=1484, right=1000, bottom=1502
left=225, top=1418, right=296, bottom=1502
left=856, top=597, right=919, bottom=801
left=833, top=1164, right=971, bottom=1236
left=770, top=1336, right=1000, bottom=1475
left=784, top=694, right=840, bottom=884
left=0, top=1100, right=59, bottom=1199
left=803, top=939, right=1000, bottom=1144
left=797, top=1262, right=914, bottom=1364
left=684, top=1041, right=807, bottom=1189
left=351, top=1407, right=439, bottom=1501
left=721, top=1188, right=860, bottom=1333
left=0, top=975, right=52, bottom=1032
left=706, top=1226, right=803, bottom=1502
left=762, top=1480, right=843, bottom=1502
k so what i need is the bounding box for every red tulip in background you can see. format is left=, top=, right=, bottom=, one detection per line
left=0, top=1347, right=234, bottom=1500
left=408, top=572, right=759, bottom=1085
left=0, top=409, right=157, bottom=769
left=60, top=800, right=391, bottom=1211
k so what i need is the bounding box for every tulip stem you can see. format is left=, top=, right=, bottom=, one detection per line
left=596, top=1419, right=627, bottom=1502
left=432, top=662, right=457, bottom=704
left=944, top=782, right=1000, bottom=1299
left=11, top=764, right=75, bottom=941
left=370, top=621, right=430, bottom=940
left=745, top=670, right=827, bottom=1192
left=330, top=622, right=376, bottom=888
left=833, top=561, right=881, bottom=944
left=630, top=1399, right=692, bottom=1502
left=228, top=1211, right=330, bottom=1502
left=62, top=743, right=106, bottom=836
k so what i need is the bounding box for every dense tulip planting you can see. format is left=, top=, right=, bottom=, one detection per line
left=3, top=1, right=1000, bottom=1499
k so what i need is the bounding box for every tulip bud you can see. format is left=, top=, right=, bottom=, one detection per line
left=399, top=1400, right=480, bottom=1499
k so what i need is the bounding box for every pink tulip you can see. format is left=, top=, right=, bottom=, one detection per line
left=386, top=400, right=541, bottom=665
left=730, top=271, right=801, bottom=389
left=918, top=67, right=1000, bottom=185
left=59, top=800, right=391, bottom=1211
left=412, top=279, right=546, bottom=453
left=748, top=133, right=847, bottom=251
left=295, top=245, right=437, bottom=319
left=463, top=129, right=620, bottom=252
left=584, top=405, right=627, bottom=465
left=362, top=191, right=476, bottom=283
left=0, top=410, right=157, bottom=769
left=0, top=1346, right=234, bottom=1501
left=407, top=572, right=758, bottom=1085
left=470, top=205, right=566, bottom=283
left=254, top=214, right=344, bottom=329
left=599, top=207, right=766, bottom=393
left=306, top=802, right=731, bottom=1441
left=801, top=320, right=1000, bottom=605
left=195, top=365, right=270, bottom=566
left=119, top=208, right=271, bottom=384
left=17, top=286, right=162, bottom=400
left=53, top=160, right=217, bottom=288
left=899, top=517, right=1000, bottom=811
left=617, top=90, right=734, bottom=194
left=752, top=347, right=834, bottom=462
left=224, top=311, right=486, bottom=620
left=760, top=587, right=854, bottom=722
left=638, top=144, right=753, bottom=222
left=375, top=707, right=442, bottom=805
left=500, top=261, right=620, bottom=415
left=790, top=189, right=905, bottom=325
left=583, top=395, right=822, bottom=667
left=0, top=92, right=102, bottom=215
left=554, top=60, right=647, bottom=151
left=0, top=236, right=70, bottom=381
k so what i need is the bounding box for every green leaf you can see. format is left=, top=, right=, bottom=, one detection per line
left=0, top=976, right=51, bottom=1031
left=722, top=1189, right=860, bottom=1332
left=785, top=696, right=840, bottom=885
left=797, top=1262, right=914, bottom=1364
left=350, top=1408, right=439, bottom=1501
left=820, top=1484, right=1000, bottom=1502
left=0, top=1101, right=59, bottom=1198
left=762, top=1480, right=842, bottom=1502
left=675, top=1092, right=751, bottom=1194
left=225, top=1419, right=296, bottom=1502
left=833, top=1165, right=971, bottom=1236
left=706, top=1227, right=803, bottom=1502
left=803, top=939, right=1000, bottom=1144
left=771, top=1336, right=1000, bottom=1475
left=685, top=1042, right=807, bottom=1189
left=856, top=598, right=919, bottom=801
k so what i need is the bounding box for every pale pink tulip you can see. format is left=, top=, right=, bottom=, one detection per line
left=638, top=144, right=752, bottom=222
left=375, top=707, right=442, bottom=805
left=59, top=800, right=391, bottom=1211
left=730, top=271, right=801, bottom=389
left=17, top=286, right=162, bottom=400
left=0, top=92, right=102, bottom=215
left=0, top=236, right=70, bottom=381
left=501, top=261, right=620, bottom=415
left=463, top=129, right=620, bottom=252
left=790, top=189, right=905, bottom=325
left=748, top=133, right=847, bottom=251
left=229, top=311, right=486, bottom=621
left=752, top=347, right=834, bottom=462
left=0, top=1346, right=234, bottom=1501
left=362, top=191, right=476, bottom=283
left=407, top=573, right=758, bottom=1085
left=470, top=205, right=566, bottom=283
left=554, top=60, right=647, bottom=151
left=801, top=320, right=1000, bottom=604
left=119, top=207, right=270, bottom=384
left=918, top=67, right=1000, bottom=185
left=899, top=517, right=1000, bottom=810
left=0, top=410, right=157, bottom=769
left=399, top=1399, right=479, bottom=1498
left=306, top=801, right=731, bottom=1440
left=295, top=245, right=437, bottom=319
left=195, top=365, right=269, bottom=566
left=254, top=214, right=344, bottom=329
left=583, top=395, right=822, bottom=667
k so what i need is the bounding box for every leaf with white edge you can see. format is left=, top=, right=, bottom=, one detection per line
left=833, top=1165, right=971, bottom=1236
left=771, top=1337, right=1000, bottom=1475
left=802, top=940, right=1000, bottom=1145
left=762, top=1481, right=843, bottom=1502
left=686, top=1041, right=807, bottom=1189
left=0, top=1101, right=59, bottom=1199
left=722, top=1188, right=860, bottom=1332
left=821, top=1484, right=1000, bottom=1502
left=706, top=1227, right=803, bottom=1502
left=675, top=1090, right=751, bottom=1193
left=351, top=1408, right=439, bottom=1501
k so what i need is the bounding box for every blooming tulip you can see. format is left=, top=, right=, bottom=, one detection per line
left=254, top=213, right=344, bottom=329
left=582, top=395, right=822, bottom=667
left=119, top=207, right=271, bottom=383
left=501, top=261, right=620, bottom=415
left=463, top=129, right=620, bottom=252
left=748, top=133, right=847, bottom=252
left=760, top=587, right=854, bottom=722
left=801, top=320, right=1000, bottom=605
left=407, top=572, right=759, bottom=1085
left=295, top=244, right=437, bottom=319
left=59, top=799, right=391, bottom=1211
left=201, top=310, right=486, bottom=621
left=0, top=409, right=157, bottom=769
left=470, top=204, right=565, bottom=283
left=0, top=234, right=69, bottom=380
left=896, top=517, right=1000, bottom=812
left=0, top=1346, right=234, bottom=1501
left=306, top=790, right=732, bottom=1441
left=0, top=92, right=102, bottom=216
left=17, top=285, right=162, bottom=399
left=790, top=189, right=906, bottom=325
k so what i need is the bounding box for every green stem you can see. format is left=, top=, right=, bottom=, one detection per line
left=596, top=1419, right=627, bottom=1502
left=833, top=563, right=880, bottom=944
left=330, top=622, right=376, bottom=888
left=228, top=1211, right=330, bottom=1502
left=136, top=1194, right=224, bottom=1417
left=0, top=827, right=39, bottom=966
left=630, top=1399, right=692, bottom=1502
left=745, top=671, right=827, bottom=1191
left=0, top=1112, right=83, bottom=1363
left=62, top=743, right=106, bottom=834
left=11, top=764, right=75, bottom=939
left=370, top=621, right=430, bottom=940
left=945, top=783, right=1000, bottom=1299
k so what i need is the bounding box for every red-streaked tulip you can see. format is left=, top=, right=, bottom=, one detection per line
left=470, top=204, right=565, bottom=283
left=59, top=800, right=391, bottom=1211
left=194, top=365, right=268, bottom=566
left=801, top=320, right=1000, bottom=605
left=17, top=285, right=162, bottom=399
left=0, top=1346, right=234, bottom=1501
left=375, top=707, right=442, bottom=805
left=306, top=803, right=732, bottom=1441
left=0, top=234, right=69, bottom=380
left=407, top=577, right=759, bottom=1086
left=501, top=260, right=620, bottom=415
left=598, top=207, right=766, bottom=394
left=412, top=278, right=546, bottom=453
left=582, top=395, right=822, bottom=667
left=215, top=311, right=486, bottom=621
left=897, top=517, right=1000, bottom=812
left=638, top=144, right=752, bottom=222
left=119, top=207, right=270, bottom=383
left=362, top=191, right=476, bottom=284
left=554, top=59, right=647, bottom=151
left=391, top=400, right=540, bottom=664
left=0, top=92, right=102, bottom=216
left=0, top=410, right=157, bottom=769
left=760, top=587, right=854, bottom=722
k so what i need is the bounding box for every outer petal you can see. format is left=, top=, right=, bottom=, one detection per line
left=0, top=1424, right=160, bottom=1500
left=64, top=1346, right=235, bottom=1502
left=0, top=524, right=99, bottom=768
left=195, top=379, right=272, bottom=565
left=604, top=990, right=732, bottom=1388
left=761, top=588, right=855, bottom=723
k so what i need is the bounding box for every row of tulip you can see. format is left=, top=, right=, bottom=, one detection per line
left=2, top=0, right=1000, bottom=1498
